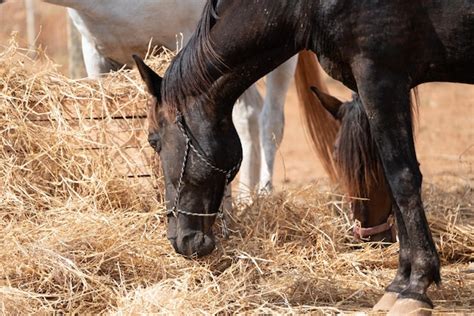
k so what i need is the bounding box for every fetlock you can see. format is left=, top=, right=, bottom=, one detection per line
left=398, top=291, right=433, bottom=309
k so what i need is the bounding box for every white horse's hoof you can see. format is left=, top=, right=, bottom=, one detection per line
left=373, top=292, right=399, bottom=311
left=388, top=298, right=432, bottom=316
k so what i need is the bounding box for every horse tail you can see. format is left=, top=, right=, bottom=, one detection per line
left=294, top=51, right=339, bottom=181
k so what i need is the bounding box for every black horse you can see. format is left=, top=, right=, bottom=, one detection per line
left=134, top=1, right=473, bottom=314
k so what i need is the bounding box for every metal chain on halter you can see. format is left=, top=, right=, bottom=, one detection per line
left=166, top=111, right=241, bottom=237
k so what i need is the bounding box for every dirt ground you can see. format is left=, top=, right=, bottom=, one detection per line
left=275, top=80, right=474, bottom=192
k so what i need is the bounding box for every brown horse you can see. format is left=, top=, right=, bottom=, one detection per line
left=311, top=86, right=398, bottom=243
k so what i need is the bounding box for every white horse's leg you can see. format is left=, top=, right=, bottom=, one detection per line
left=259, top=56, right=297, bottom=192
left=81, top=35, right=122, bottom=78
left=232, top=85, right=263, bottom=202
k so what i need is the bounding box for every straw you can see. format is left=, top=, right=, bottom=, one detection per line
left=0, top=39, right=472, bottom=315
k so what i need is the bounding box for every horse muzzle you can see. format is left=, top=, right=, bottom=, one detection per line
left=168, top=230, right=216, bottom=258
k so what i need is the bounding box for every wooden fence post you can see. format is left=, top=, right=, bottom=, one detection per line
left=24, top=0, right=36, bottom=51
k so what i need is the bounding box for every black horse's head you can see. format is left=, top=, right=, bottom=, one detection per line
left=311, top=86, right=395, bottom=243
left=134, top=56, right=242, bottom=257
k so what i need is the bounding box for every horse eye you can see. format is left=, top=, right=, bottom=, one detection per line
left=148, top=133, right=161, bottom=152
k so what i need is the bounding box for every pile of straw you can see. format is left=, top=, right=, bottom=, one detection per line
left=0, top=40, right=472, bottom=314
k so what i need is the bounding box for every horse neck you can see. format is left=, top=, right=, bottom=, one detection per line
left=164, top=0, right=307, bottom=117
left=212, top=1, right=311, bottom=64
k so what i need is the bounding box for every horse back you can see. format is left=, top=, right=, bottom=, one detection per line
left=423, top=1, right=474, bottom=83
left=315, top=0, right=474, bottom=85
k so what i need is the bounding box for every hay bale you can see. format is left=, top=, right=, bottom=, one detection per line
left=0, top=40, right=472, bottom=314
left=0, top=39, right=169, bottom=313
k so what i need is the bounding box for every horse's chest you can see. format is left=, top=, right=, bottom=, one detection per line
left=93, top=35, right=145, bottom=63
left=319, top=54, right=356, bottom=91
left=310, top=20, right=357, bottom=89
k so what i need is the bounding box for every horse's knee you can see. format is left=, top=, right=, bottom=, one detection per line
left=260, top=101, right=284, bottom=145
left=388, top=167, right=422, bottom=202
left=398, top=167, right=422, bottom=186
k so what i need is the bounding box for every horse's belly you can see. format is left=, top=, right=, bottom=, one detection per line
left=68, top=3, right=201, bottom=66
left=93, top=35, right=176, bottom=65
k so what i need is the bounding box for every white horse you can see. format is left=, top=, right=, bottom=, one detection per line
left=38, top=0, right=298, bottom=199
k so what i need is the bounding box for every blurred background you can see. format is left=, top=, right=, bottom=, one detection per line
left=0, top=0, right=86, bottom=77
left=1, top=0, right=473, bottom=189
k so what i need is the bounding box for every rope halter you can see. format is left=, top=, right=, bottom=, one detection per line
left=163, top=111, right=241, bottom=237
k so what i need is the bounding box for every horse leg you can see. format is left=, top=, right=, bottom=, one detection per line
left=259, top=56, right=297, bottom=193
left=232, top=85, right=263, bottom=203
left=81, top=35, right=122, bottom=78
left=373, top=204, right=411, bottom=310
left=353, top=60, right=440, bottom=315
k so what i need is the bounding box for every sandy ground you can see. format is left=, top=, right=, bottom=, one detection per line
left=274, top=80, right=474, bottom=191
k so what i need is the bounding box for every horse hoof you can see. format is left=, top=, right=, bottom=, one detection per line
left=388, top=298, right=432, bottom=316
left=373, top=292, right=399, bottom=311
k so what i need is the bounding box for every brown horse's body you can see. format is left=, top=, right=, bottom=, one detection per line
left=311, top=87, right=397, bottom=242
left=297, top=54, right=396, bottom=243
left=135, top=1, right=473, bottom=314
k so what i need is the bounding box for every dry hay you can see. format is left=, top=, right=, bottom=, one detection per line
left=0, top=39, right=473, bottom=315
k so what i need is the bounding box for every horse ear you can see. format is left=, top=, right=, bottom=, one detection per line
left=310, top=86, right=343, bottom=120
left=133, top=55, right=163, bottom=102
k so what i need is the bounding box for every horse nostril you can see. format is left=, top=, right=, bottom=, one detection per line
left=196, top=234, right=215, bottom=257
left=168, top=237, right=179, bottom=253
left=175, top=232, right=216, bottom=258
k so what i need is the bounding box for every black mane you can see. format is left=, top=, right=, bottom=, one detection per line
left=336, top=91, right=418, bottom=198
left=161, top=0, right=228, bottom=115
left=336, top=96, right=386, bottom=197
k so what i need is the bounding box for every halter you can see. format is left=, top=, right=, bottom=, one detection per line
left=353, top=214, right=397, bottom=241
left=346, top=196, right=397, bottom=242
left=164, top=111, right=241, bottom=236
